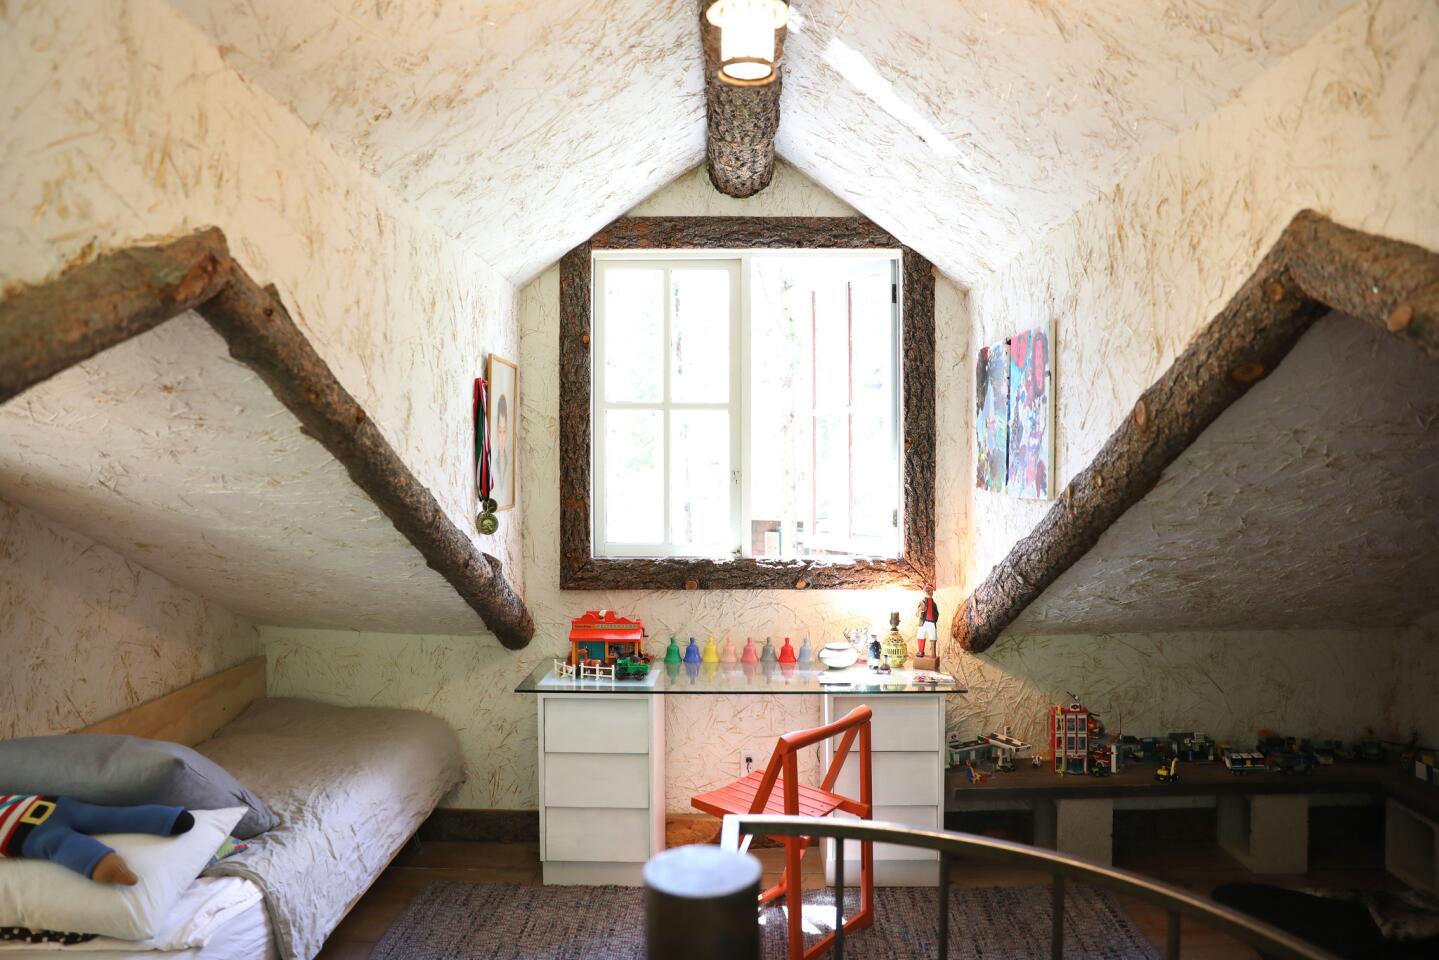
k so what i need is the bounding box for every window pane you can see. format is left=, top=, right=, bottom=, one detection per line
left=670, top=269, right=730, bottom=403
left=749, top=256, right=899, bottom=559
left=603, top=268, right=662, bottom=403
left=670, top=409, right=730, bottom=551
left=851, top=411, right=898, bottom=548
left=604, top=409, right=664, bottom=543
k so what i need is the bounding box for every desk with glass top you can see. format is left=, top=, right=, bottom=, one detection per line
left=516, top=660, right=966, bottom=885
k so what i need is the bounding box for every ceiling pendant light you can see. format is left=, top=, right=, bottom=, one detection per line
left=705, top=0, right=789, bottom=86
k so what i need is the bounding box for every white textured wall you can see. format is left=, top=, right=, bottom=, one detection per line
left=518, top=161, right=972, bottom=812
left=1394, top=624, right=1439, bottom=747
left=0, top=497, right=258, bottom=739
left=953, top=0, right=1438, bottom=752
left=0, top=0, right=521, bottom=592
left=967, top=0, right=1439, bottom=580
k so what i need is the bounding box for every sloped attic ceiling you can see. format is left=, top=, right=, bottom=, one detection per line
left=0, top=313, right=487, bottom=634
left=167, top=0, right=1347, bottom=284
left=1009, top=311, right=1439, bottom=635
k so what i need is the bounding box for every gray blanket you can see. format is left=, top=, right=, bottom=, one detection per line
left=196, top=698, right=464, bottom=960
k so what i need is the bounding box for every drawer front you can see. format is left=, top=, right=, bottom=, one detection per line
left=545, top=753, right=650, bottom=808
left=544, top=697, right=650, bottom=754
left=830, top=696, right=940, bottom=752
left=832, top=750, right=941, bottom=807
left=545, top=807, right=651, bottom=862
left=834, top=804, right=940, bottom=861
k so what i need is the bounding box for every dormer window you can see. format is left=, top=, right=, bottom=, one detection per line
left=559, top=217, right=934, bottom=591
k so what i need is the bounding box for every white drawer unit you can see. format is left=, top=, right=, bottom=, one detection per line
left=538, top=694, right=664, bottom=885
left=828, top=694, right=942, bottom=752
left=545, top=807, right=652, bottom=862
left=543, top=697, right=652, bottom=754
left=544, top=753, right=650, bottom=808
left=822, top=693, right=946, bottom=886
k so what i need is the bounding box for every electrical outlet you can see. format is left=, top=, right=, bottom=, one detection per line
left=740, top=750, right=757, bottom=777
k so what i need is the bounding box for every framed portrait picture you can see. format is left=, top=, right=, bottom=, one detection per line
left=487, top=354, right=519, bottom=511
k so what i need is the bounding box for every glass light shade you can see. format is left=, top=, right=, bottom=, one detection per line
left=705, top=0, right=788, bottom=85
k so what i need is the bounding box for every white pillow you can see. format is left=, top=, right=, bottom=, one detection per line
left=0, top=806, right=245, bottom=941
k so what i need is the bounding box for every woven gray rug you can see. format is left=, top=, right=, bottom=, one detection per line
left=369, top=880, right=1160, bottom=959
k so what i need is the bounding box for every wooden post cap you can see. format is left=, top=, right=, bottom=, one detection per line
left=644, top=846, right=761, bottom=960
left=1229, top=361, right=1266, bottom=384
left=684, top=578, right=699, bottom=590
left=1388, top=303, right=1415, bottom=332
left=644, top=844, right=761, bottom=899
left=1265, top=281, right=1285, bottom=302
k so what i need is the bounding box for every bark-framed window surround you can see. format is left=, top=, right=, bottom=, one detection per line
left=559, top=216, right=935, bottom=591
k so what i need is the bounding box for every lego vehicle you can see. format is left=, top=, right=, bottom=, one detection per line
left=614, top=655, right=651, bottom=680
left=1266, top=750, right=1314, bottom=776
left=1351, top=735, right=1387, bottom=764
left=1225, top=751, right=1266, bottom=774
left=1169, top=732, right=1215, bottom=762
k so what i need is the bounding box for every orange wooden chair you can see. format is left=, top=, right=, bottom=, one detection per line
left=691, top=705, right=875, bottom=960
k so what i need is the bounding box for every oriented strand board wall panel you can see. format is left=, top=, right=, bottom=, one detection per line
left=0, top=0, right=522, bottom=601
left=0, top=497, right=259, bottom=739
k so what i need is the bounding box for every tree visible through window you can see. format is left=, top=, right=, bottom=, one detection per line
left=593, top=251, right=901, bottom=561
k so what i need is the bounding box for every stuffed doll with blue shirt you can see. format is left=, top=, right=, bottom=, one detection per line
left=0, top=795, right=193, bottom=885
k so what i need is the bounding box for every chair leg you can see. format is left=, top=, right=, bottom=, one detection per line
left=785, top=834, right=805, bottom=960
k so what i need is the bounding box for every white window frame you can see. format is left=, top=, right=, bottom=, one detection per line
left=591, top=248, right=902, bottom=561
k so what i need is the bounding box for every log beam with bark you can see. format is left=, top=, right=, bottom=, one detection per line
left=700, top=0, right=785, bottom=198
left=0, top=230, right=535, bottom=649
left=952, top=211, right=1439, bottom=654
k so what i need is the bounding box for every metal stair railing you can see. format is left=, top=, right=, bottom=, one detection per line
left=717, top=813, right=1342, bottom=960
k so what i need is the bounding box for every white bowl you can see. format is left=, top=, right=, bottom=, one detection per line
left=817, top=642, right=858, bottom=670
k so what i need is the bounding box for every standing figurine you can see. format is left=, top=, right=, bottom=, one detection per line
left=720, top=636, right=738, bottom=663
left=778, top=637, right=797, bottom=664
left=797, top=637, right=813, bottom=664
left=702, top=636, right=720, bottom=663
left=741, top=637, right=759, bottom=664
left=868, top=633, right=886, bottom=672
left=915, top=588, right=941, bottom=671
left=664, top=637, right=682, bottom=664
left=761, top=637, right=778, bottom=663
left=683, top=637, right=701, bottom=664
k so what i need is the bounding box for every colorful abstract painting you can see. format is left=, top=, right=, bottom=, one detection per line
left=1006, top=328, right=1052, bottom=498
left=975, top=342, right=1009, bottom=491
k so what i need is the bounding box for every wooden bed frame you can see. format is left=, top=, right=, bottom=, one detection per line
left=76, top=657, right=267, bottom=746
left=69, top=655, right=436, bottom=945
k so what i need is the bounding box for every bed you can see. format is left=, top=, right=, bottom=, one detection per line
left=2, top=658, right=464, bottom=960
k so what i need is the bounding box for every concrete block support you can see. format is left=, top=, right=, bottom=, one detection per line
left=1035, top=797, right=1114, bottom=866
left=1218, top=794, right=1308, bottom=874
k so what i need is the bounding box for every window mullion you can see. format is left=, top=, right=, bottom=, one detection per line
left=662, top=266, right=672, bottom=555
left=735, top=255, right=748, bottom=558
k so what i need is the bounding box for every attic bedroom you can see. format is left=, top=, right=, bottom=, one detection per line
left=1, top=2, right=1435, bottom=959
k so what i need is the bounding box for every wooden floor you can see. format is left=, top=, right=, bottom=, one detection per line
left=316, top=825, right=1393, bottom=959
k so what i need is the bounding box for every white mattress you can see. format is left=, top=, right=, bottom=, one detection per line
left=0, top=883, right=276, bottom=960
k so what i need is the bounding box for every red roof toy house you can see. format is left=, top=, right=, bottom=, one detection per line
left=568, top=610, right=645, bottom=665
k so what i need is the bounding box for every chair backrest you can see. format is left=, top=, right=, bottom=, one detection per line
left=749, top=705, right=873, bottom=816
